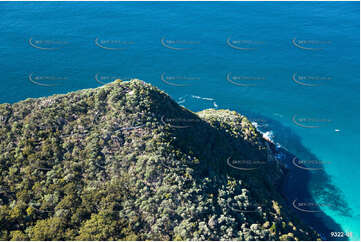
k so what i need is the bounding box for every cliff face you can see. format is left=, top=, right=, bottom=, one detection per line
left=0, top=79, right=320, bottom=240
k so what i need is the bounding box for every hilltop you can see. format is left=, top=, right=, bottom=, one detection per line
left=0, top=79, right=320, bottom=240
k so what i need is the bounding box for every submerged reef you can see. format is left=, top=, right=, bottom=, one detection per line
left=0, top=79, right=321, bottom=240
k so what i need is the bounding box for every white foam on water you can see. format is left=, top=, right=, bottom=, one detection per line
left=262, top=130, right=274, bottom=143
left=191, top=95, right=214, bottom=101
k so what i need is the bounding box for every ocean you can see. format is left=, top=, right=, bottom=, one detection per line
left=0, top=1, right=359, bottom=240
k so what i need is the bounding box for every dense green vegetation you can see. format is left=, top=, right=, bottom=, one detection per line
left=0, top=79, right=320, bottom=240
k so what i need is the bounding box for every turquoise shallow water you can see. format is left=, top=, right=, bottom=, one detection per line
left=0, top=2, right=359, bottom=240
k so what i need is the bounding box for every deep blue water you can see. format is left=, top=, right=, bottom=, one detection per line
left=0, top=2, right=359, bottom=240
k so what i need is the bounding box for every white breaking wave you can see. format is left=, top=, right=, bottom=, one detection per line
left=177, top=94, right=219, bottom=108
left=252, top=121, right=274, bottom=143
left=253, top=121, right=289, bottom=152
left=191, top=95, right=215, bottom=101
left=176, top=95, right=188, bottom=105
left=262, top=130, right=274, bottom=143
left=251, top=121, right=259, bottom=129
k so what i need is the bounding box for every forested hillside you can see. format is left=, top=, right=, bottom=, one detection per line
left=0, top=79, right=320, bottom=240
